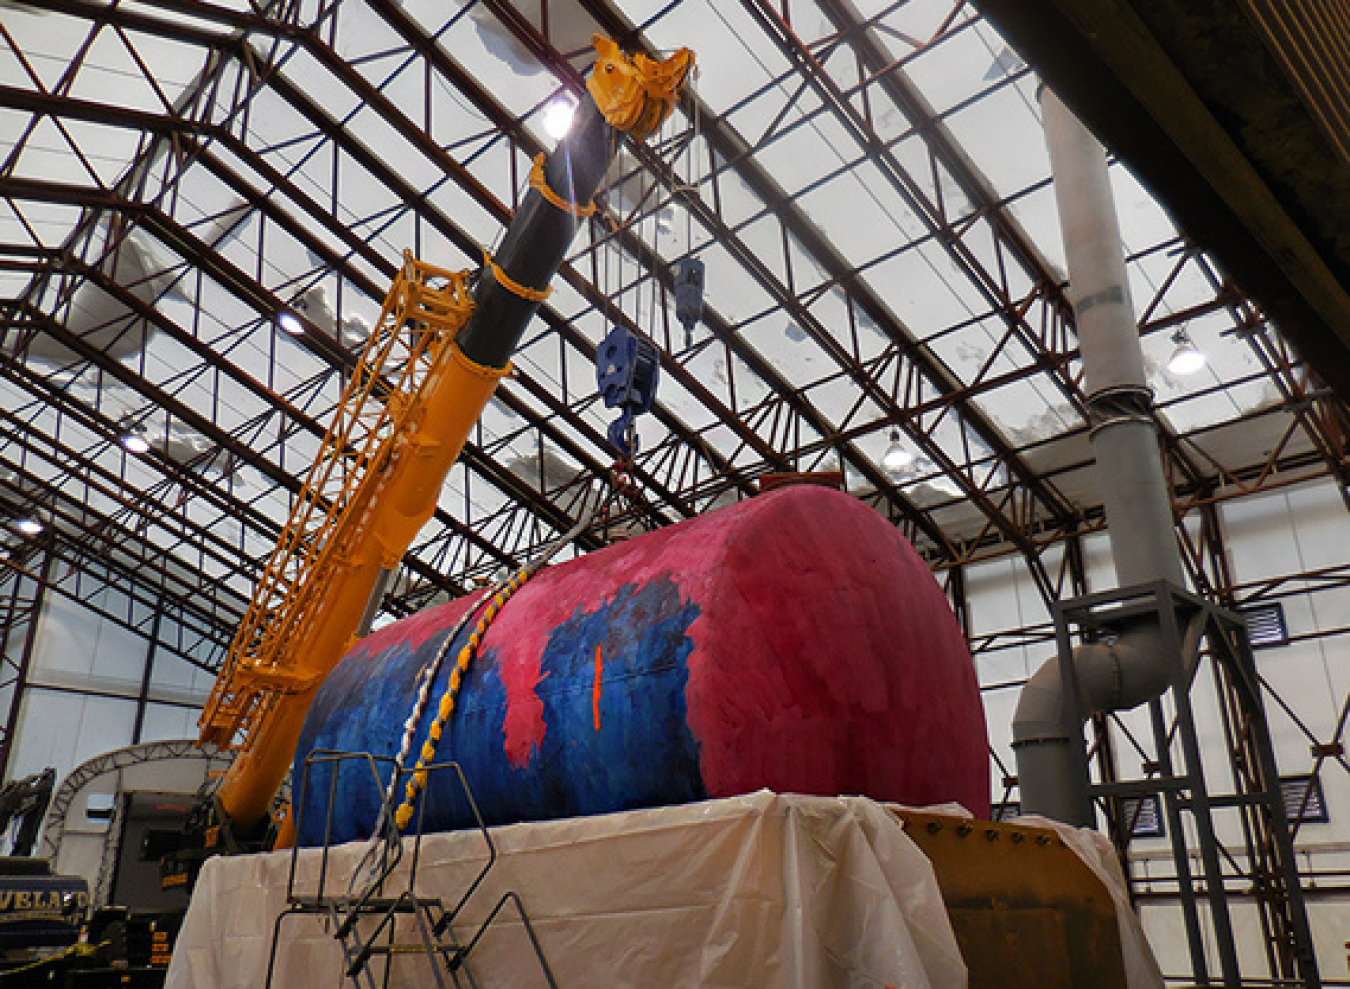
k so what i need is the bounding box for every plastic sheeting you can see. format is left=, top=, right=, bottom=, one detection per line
left=167, top=791, right=967, bottom=989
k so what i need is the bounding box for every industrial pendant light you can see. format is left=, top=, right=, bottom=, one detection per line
left=14, top=516, right=44, bottom=536
left=276, top=311, right=305, bottom=337
left=1166, top=328, right=1206, bottom=375
left=542, top=97, right=576, bottom=140
left=119, top=421, right=151, bottom=454
left=882, top=427, right=914, bottom=478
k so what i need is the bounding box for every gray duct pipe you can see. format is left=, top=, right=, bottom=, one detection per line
left=1012, top=90, right=1186, bottom=825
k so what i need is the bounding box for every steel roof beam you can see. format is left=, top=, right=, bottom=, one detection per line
left=543, top=0, right=1061, bottom=576
left=2, top=247, right=474, bottom=603
left=438, top=0, right=959, bottom=554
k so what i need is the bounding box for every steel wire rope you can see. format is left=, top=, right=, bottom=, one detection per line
left=347, top=481, right=600, bottom=898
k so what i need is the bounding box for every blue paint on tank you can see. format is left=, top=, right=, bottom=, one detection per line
left=294, top=575, right=703, bottom=845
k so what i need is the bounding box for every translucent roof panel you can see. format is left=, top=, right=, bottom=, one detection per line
left=0, top=0, right=1343, bottom=637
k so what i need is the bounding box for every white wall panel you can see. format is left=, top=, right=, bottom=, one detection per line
left=1221, top=490, right=1305, bottom=581
left=146, top=650, right=215, bottom=708
left=138, top=702, right=201, bottom=744
left=1285, top=483, right=1350, bottom=572
left=966, top=556, right=1023, bottom=635
left=30, top=590, right=147, bottom=697
left=8, top=687, right=135, bottom=783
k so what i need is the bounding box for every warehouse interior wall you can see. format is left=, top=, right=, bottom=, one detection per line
left=967, top=474, right=1350, bottom=978
left=2, top=473, right=1347, bottom=975
left=3, top=563, right=219, bottom=786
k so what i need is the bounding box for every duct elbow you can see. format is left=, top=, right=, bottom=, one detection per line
left=1106, top=625, right=1173, bottom=709
left=1012, top=625, right=1172, bottom=745
left=1011, top=656, right=1076, bottom=745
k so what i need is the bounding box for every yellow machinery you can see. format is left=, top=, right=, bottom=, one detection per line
left=189, top=37, right=694, bottom=855
left=197, top=256, right=486, bottom=844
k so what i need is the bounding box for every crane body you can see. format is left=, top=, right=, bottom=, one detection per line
left=186, top=37, right=693, bottom=861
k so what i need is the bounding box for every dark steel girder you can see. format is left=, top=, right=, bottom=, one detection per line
left=100, top=183, right=597, bottom=565
left=456, top=0, right=960, bottom=556
left=516, top=0, right=1069, bottom=579
left=0, top=405, right=241, bottom=651
left=731, top=1, right=1105, bottom=512
left=570, top=4, right=1068, bottom=530
left=237, top=69, right=703, bottom=542
left=4, top=0, right=1341, bottom=602
left=322, top=0, right=951, bottom=553
left=0, top=458, right=241, bottom=656
left=0, top=80, right=668, bottom=575
left=752, top=0, right=1228, bottom=504
left=181, top=154, right=684, bottom=539
left=0, top=211, right=478, bottom=601
left=0, top=369, right=265, bottom=611
left=4, top=0, right=953, bottom=559
left=292, top=0, right=793, bottom=507
left=28, top=0, right=758, bottom=519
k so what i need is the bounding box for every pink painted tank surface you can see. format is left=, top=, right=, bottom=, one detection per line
left=294, top=485, right=989, bottom=844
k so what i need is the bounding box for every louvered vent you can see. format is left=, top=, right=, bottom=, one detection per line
left=1121, top=794, right=1165, bottom=838
left=1281, top=774, right=1329, bottom=823
left=1240, top=602, right=1289, bottom=648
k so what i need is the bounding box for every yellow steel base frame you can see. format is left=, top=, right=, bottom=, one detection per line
left=892, top=809, right=1129, bottom=989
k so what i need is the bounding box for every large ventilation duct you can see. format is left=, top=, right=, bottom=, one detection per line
left=1012, top=90, right=1186, bottom=826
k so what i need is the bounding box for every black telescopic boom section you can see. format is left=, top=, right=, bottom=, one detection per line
left=457, top=101, right=617, bottom=370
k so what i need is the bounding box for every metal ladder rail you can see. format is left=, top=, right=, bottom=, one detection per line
left=266, top=751, right=556, bottom=988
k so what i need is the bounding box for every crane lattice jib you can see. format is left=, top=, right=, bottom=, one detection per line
left=199, top=254, right=478, bottom=751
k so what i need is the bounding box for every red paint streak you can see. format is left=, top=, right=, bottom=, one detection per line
left=487, top=527, right=721, bottom=770
left=680, top=486, right=990, bottom=817
left=592, top=645, right=603, bottom=731
left=500, top=660, right=548, bottom=768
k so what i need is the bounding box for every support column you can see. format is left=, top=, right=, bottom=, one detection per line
left=0, top=537, right=53, bottom=779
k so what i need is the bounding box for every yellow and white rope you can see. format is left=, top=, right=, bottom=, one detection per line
left=393, top=564, right=539, bottom=830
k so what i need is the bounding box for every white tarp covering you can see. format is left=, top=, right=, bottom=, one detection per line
left=167, top=791, right=968, bottom=989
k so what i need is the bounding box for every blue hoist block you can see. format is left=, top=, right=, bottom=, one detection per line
left=674, top=256, right=705, bottom=347
left=596, top=326, right=659, bottom=459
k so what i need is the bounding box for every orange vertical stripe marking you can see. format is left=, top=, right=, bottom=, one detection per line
left=592, top=644, right=604, bottom=731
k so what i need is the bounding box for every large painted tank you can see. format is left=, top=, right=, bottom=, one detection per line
left=294, top=485, right=988, bottom=845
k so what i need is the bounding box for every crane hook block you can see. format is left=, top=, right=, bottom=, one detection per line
left=674, top=256, right=705, bottom=346
left=588, top=36, right=695, bottom=141
left=597, top=326, right=660, bottom=460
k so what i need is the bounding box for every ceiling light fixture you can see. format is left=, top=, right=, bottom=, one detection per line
left=882, top=427, right=914, bottom=478
left=277, top=312, right=305, bottom=337
left=120, top=431, right=151, bottom=455
left=15, top=516, right=44, bottom=536
left=118, top=418, right=151, bottom=455
left=542, top=97, right=576, bottom=140
left=1167, top=328, right=1206, bottom=376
